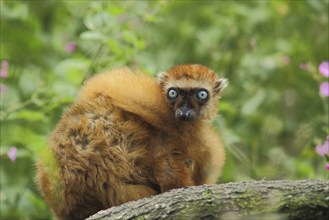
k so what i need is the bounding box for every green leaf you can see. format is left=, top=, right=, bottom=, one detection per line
left=84, top=11, right=111, bottom=31
left=51, top=81, right=78, bottom=99
left=1, top=1, right=28, bottom=20
left=324, top=154, right=329, bottom=162
left=10, top=110, right=45, bottom=122
left=108, top=5, right=124, bottom=16
left=241, top=89, right=266, bottom=116
left=18, top=67, right=43, bottom=96
left=107, top=39, right=123, bottom=56
left=80, top=31, right=106, bottom=41
left=0, top=85, right=21, bottom=112
left=0, top=123, right=47, bottom=154
left=54, top=58, right=90, bottom=85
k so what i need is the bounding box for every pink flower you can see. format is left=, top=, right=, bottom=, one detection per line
left=7, top=147, right=17, bottom=162
left=0, top=60, right=9, bottom=78
left=319, top=61, right=329, bottom=77
left=1, top=60, right=9, bottom=69
left=299, top=63, right=311, bottom=71
left=281, top=56, right=291, bottom=65
left=65, top=42, right=76, bottom=53
left=326, top=164, right=329, bottom=170
left=0, top=69, right=8, bottom=78
left=320, top=82, right=329, bottom=97
left=0, top=84, right=7, bottom=94
left=316, top=137, right=329, bottom=156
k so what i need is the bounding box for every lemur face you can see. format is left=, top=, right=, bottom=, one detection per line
left=157, top=64, right=228, bottom=121
left=166, top=87, right=209, bottom=121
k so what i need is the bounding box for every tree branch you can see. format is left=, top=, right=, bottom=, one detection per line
left=86, top=180, right=329, bottom=220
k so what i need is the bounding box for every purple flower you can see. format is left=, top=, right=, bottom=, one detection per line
left=7, top=147, right=17, bottom=162
left=326, top=164, right=329, bottom=170
left=319, top=61, right=329, bottom=77
left=65, top=42, right=76, bottom=53
left=316, top=137, right=329, bottom=156
left=0, top=84, right=7, bottom=94
left=320, top=82, right=329, bottom=97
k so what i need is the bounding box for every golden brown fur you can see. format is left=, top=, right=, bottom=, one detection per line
left=36, top=65, right=227, bottom=220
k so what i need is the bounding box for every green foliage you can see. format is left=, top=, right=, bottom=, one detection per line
left=0, top=0, right=328, bottom=219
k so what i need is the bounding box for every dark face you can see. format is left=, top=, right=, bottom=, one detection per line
left=166, top=87, right=209, bottom=121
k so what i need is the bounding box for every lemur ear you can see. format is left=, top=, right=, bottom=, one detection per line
left=156, top=71, right=168, bottom=87
left=213, top=78, right=228, bottom=94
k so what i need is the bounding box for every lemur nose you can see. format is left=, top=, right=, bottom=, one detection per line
left=176, top=109, right=196, bottom=121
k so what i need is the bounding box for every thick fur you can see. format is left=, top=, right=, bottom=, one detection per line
left=36, top=65, right=226, bottom=220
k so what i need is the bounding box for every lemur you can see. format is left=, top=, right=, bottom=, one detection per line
left=36, top=64, right=228, bottom=220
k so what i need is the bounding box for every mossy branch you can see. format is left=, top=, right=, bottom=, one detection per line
left=87, top=180, right=329, bottom=220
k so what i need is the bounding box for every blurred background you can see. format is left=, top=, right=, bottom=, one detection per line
left=0, top=0, right=328, bottom=219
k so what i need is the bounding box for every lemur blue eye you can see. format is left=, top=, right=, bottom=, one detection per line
left=168, top=88, right=178, bottom=99
left=197, top=90, right=208, bottom=100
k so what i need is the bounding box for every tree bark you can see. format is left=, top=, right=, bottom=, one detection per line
left=86, top=180, right=329, bottom=220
